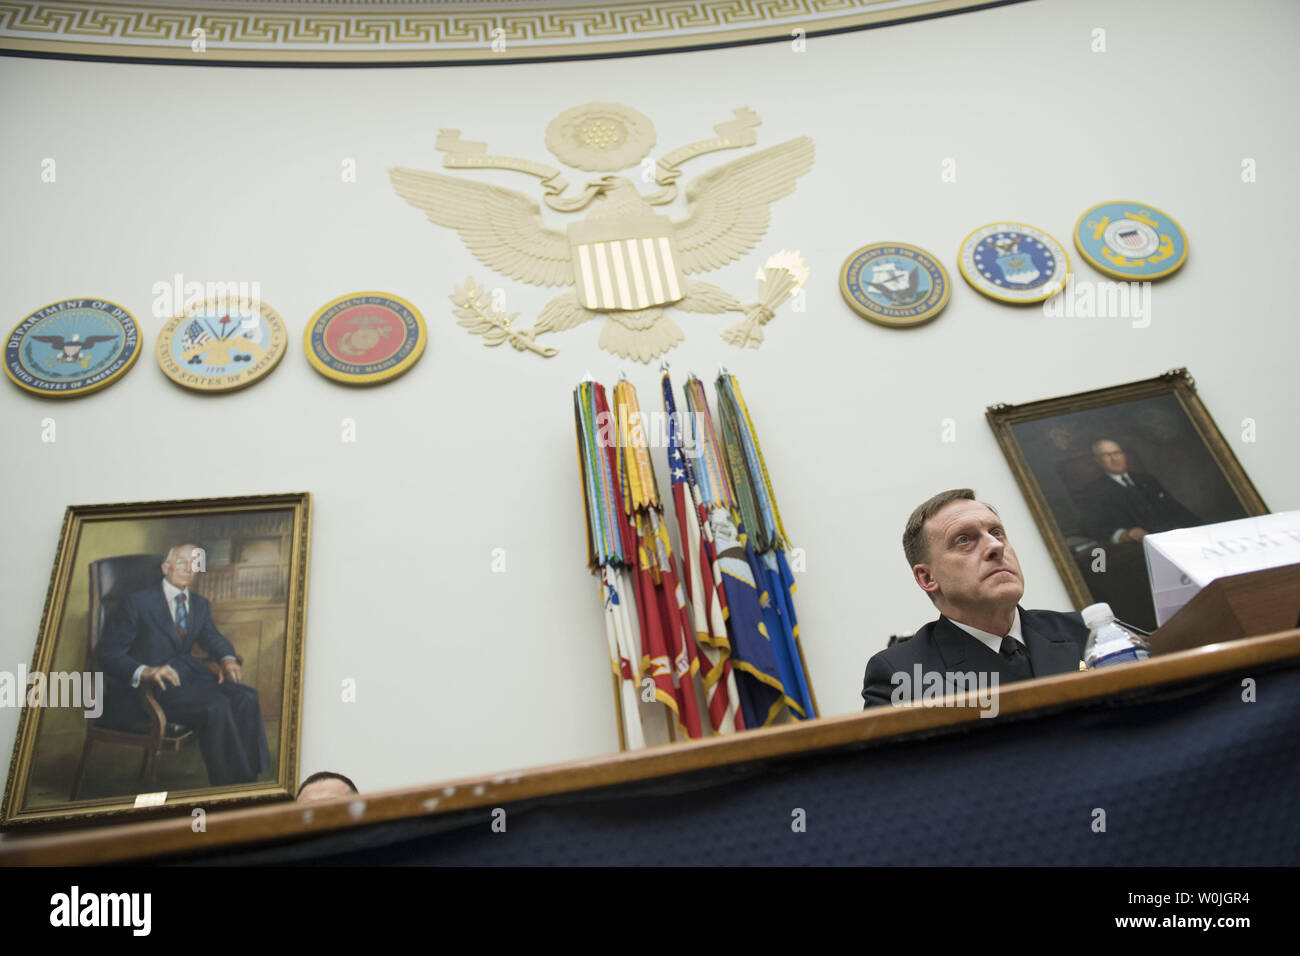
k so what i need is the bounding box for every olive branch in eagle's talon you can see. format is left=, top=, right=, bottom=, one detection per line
left=450, top=277, right=558, bottom=358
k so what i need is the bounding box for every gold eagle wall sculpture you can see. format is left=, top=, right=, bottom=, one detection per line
left=389, top=103, right=814, bottom=361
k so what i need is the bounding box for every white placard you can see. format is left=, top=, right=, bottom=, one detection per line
left=1143, top=512, right=1300, bottom=626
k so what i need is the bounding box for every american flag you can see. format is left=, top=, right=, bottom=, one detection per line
left=663, top=369, right=743, bottom=735
left=181, top=320, right=211, bottom=351
left=1118, top=229, right=1145, bottom=249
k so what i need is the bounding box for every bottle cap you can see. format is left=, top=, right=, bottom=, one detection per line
left=1082, top=602, right=1116, bottom=629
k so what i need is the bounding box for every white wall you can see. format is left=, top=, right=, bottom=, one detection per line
left=2, top=0, right=1297, bottom=812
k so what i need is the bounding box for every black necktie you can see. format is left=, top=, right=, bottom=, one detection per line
left=999, top=636, right=1032, bottom=681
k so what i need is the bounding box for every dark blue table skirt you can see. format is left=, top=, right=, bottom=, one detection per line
left=179, top=662, right=1300, bottom=866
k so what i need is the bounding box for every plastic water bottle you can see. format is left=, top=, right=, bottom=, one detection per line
left=1082, top=602, right=1151, bottom=668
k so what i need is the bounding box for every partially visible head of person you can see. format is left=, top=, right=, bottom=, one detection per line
left=1092, top=439, right=1128, bottom=475
left=296, top=771, right=359, bottom=802
left=903, top=489, right=1024, bottom=615
left=161, top=544, right=201, bottom=590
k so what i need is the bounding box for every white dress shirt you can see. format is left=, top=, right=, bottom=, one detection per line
left=948, top=607, right=1024, bottom=656
left=1107, top=472, right=1137, bottom=542
left=161, top=578, right=188, bottom=624
left=129, top=581, right=234, bottom=688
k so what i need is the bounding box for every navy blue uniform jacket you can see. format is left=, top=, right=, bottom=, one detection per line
left=862, top=607, right=1089, bottom=708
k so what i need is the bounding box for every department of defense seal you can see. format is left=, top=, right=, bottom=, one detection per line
left=303, top=292, right=427, bottom=386
left=156, top=298, right=288, bottom=393
left=4, top=297, right=142, bottom=397
left=958, top=223, right=1070, bottom=304
left=839, top=243, right=951, bottom=328
left=1073, top=201, right=1187, bottom=280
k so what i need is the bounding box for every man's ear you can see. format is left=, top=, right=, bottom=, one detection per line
left=913, top=563, right=939, bottom=596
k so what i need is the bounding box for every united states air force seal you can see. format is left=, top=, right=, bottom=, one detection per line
left=156, top=299, right=288, bottom=393
left=303, top=292, right=427, bottom=386
left=958, top=223, right=1069, bottom=304
left=1073, top=201, right=1187, bottom=280
left=840, top=243, right=951, bottom=328
left=5, top=297, right=141, bottom=397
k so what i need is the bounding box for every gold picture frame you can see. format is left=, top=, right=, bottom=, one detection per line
left=986, top=370, right=1267, bottom=632
left=2, top=492, right=311, bottom=829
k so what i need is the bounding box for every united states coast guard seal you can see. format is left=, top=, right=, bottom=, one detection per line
left=156, top=298, right=288, bottom=393
left=304, top=292, right=427, bottom=385
left=4, top=297, right=141, bottom=397
left=958, top=223, right=1069, bottom=304
left=1073, top=201, right=1187, bottom=280
left=840, top=243, right=951, bottom=328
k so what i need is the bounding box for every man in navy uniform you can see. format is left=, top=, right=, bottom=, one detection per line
left=99, top=544, right=270, bottom=786
left=862, top=489, right=1089, bottom=708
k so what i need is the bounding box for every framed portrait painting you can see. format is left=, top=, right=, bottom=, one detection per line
left=2, top=492, right=311, bottom=829
left=986, top=370, right=1267, bottom=633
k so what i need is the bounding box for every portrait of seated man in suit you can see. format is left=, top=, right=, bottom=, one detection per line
left=862, top=489, right=1089, bottom=709
left=98, top=544, right=270, bottom=787
left=1080, top=439, right=1201, bottom=545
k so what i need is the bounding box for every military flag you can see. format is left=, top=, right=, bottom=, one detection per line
left=613, top=376, right=706, bottom=739
left=715, top=371, right=817, bottom=719
left=573, top=378, right=645, bottom=749
left=661, top=365, right=744, bottom=735
left=683, top=375, right=807, bottom=727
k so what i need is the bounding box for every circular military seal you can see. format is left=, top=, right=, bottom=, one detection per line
left=957, top=223, right=1070, bottom=304
left=4, top=297, right=142, bottom=397
left=840, top=243, right=951, bottom=328
left=156, top=298, right=288, bottom=393
left=1073, top=201, right=1187, bottom=280
left=303, top=292, right=427, bottom=386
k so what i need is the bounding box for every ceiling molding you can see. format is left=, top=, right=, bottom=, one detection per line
left=0, top=0, right=1028, bottom=66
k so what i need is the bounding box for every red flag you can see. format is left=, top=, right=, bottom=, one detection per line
left=672, top=475, right=744, bottom=733
left=648, top=510, right=704, bottom=738
left=631, top=512, right=701, bottom=738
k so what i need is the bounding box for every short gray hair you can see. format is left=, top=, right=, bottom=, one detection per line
left=902, top=488, right=987, bottom=568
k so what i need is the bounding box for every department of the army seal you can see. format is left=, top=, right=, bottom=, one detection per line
left=1073, top=201, right=1187, bottom=280
left=4, top=297, right=142, bottom=397
left=303, top=292, right=427, bottom=385
left=840, top=243, right=951, bottom=328
left=156, top=298, right=288, bottom=393
left=958, top=223, right=1070, bottom=304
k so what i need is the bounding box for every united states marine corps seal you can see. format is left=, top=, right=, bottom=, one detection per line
left=958, top=223, right=1069, bottom=304
left=304, top=292, right=427, bottom=385
left=156, top=298, right=288, bottom=393
left=1073, top=201, right=1187, bottom=280
left=4, top=297, right=141, bottom=397
left=840, top=243, right=951, bottom=328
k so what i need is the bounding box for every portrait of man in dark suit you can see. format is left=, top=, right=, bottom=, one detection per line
left=862, top=489, right=1089, bottom=709
left=988, top=381, right=1262, bottom=633
left=98, top=543, right=270, bottom=787
left=1080, top=439, right=1200, bottom=545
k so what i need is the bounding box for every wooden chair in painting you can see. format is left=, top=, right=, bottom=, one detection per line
left=68, top=553, right=196, bottom=800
